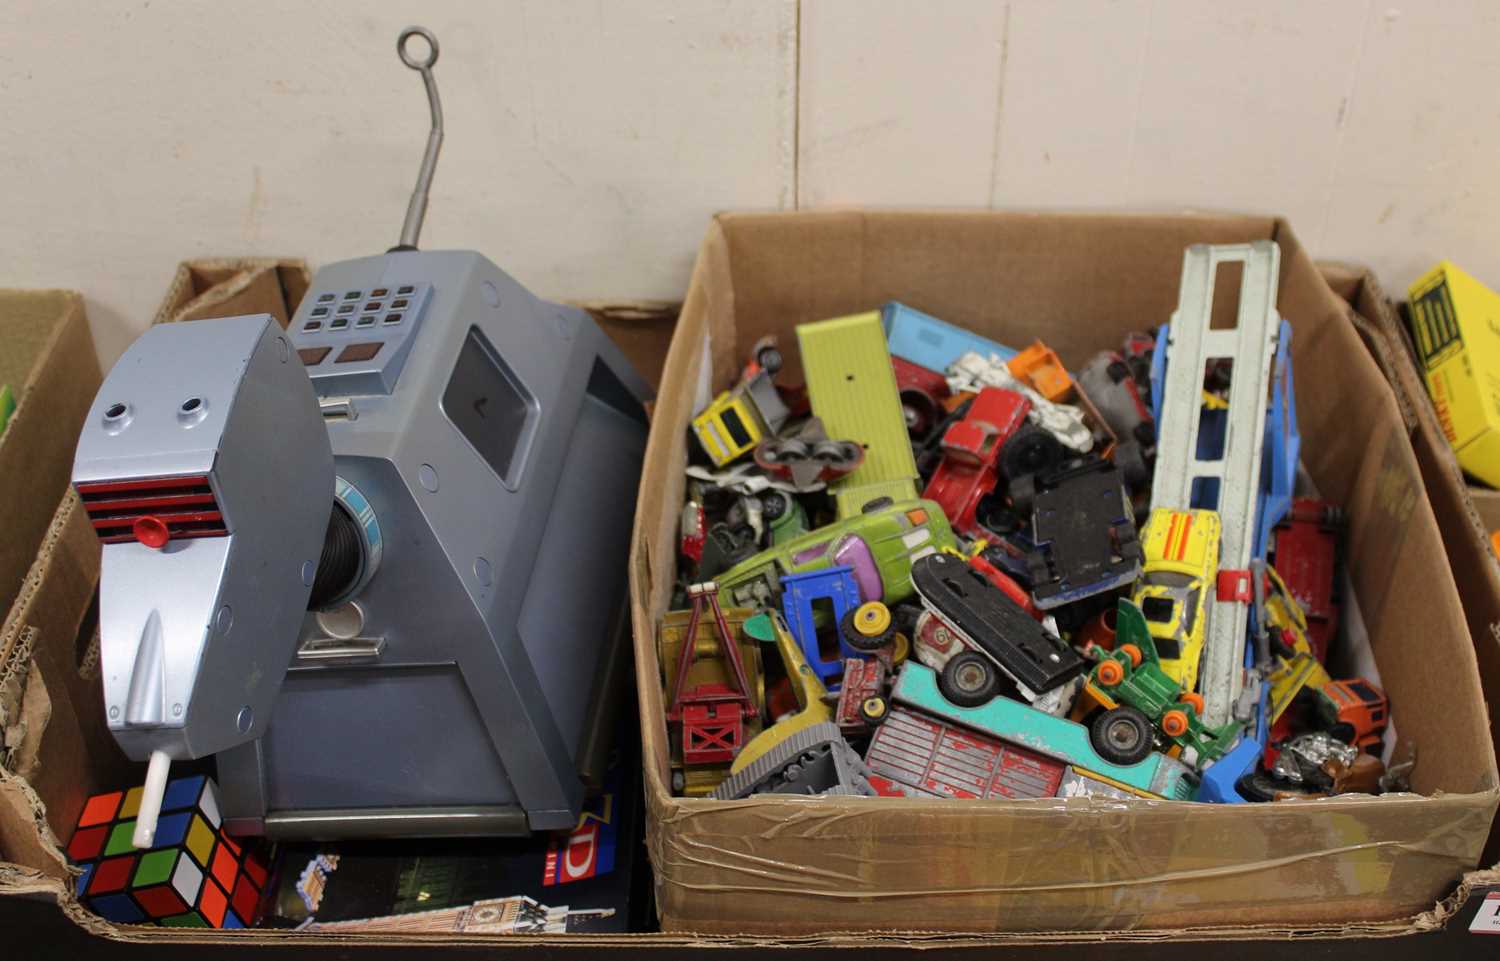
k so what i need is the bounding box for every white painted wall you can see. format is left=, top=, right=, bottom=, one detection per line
left=0, top=0, right=1493, bottom=366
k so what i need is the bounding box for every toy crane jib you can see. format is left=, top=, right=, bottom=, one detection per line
left=667, top=583, right=758, bottom=767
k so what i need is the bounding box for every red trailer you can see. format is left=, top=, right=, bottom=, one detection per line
left=1271, top=497, right=1342, bottom=662
left=863, top=705, right=1065, bottom=800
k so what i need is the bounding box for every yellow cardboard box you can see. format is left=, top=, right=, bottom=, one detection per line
left=1409, top=261, right=1500, bottom=486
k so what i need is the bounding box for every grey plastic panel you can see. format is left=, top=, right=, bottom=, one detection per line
left=291, top=281, right=434, bottom=395
left=263, top=666, right=516, bottom=810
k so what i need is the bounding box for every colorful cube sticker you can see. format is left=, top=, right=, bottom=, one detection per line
left=65, top=775, right=267, bottom=928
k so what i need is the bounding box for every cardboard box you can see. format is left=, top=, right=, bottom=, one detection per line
left=0, top=291, right=99, bottom=618
left=0, top=291, right=101, bottom=808
left=151, top=258, right=310, bottom=330
left=1324, top=261, right=1500, bottom=868
left=630, top=212, right=1498, bottom=935
left=1407, top=261, right=1500, bottom=487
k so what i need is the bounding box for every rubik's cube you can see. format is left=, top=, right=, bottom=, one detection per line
left=66, top=775, right=267, bottom=928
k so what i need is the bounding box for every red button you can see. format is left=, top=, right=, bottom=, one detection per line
left=133, top=516, right=170, bottom=549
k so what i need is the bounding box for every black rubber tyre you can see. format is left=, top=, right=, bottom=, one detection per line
left=1001, top=424, right=1065, bottom=484
left=1113, top=440, right=1150, bottom=490
left=1009, top=472, right=1038, bottom=518
left=757, top=345, right=784, bottom=376
left=1238, top=770, right=1318, bottom=802
left=901, top=390, right=940, bottom=439
left=937, top=652, right=1000, bottom=708
left=1090, top=705, right=1155, bottom=766
left=840, top=607, right=894, bottom=653
left=1025, top=552, right=1051, bottom=587
left=859, top=695, right=890, bottom=727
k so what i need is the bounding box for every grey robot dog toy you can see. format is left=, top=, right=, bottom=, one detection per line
left=73, top=26, right=650, bottom=846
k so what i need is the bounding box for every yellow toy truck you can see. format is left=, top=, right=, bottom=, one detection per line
left=1131, top=507, right=1221, bottom=691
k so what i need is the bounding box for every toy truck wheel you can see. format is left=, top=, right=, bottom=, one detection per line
left=938, top=652, right=1000, bottom=707
left=1113, top=440, right=1150, bottom=489
left=1001, top=424, right=1064, bottom=484
left=890, top=632, right=911, bottom=665
left=841, top=604, right=895, bottom=652
left=1179, top=691, right=1204, bottom=716
left=860, top=695, right=890, bottom=727
left=1008, top=473, right=1038, bottom=517
left=1118, top=643, right=1143, bottom=668
left=1095, top=659, right=1125, bottom=686
left=757, top=345, right=783, bottom=376
left=1091, top=706, right=1154, bottom=766
left=901, top=391, right=940, bottom=438
left=1161, top=709, right=1190, bottom=737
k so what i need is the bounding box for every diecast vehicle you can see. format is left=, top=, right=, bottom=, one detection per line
left=881, top=301, right=1018, bottom=373
left=892, top=355, right=951, bottom=440
left=1078, top=351, right=1156, bottom=451
left=690, top=366, right=790, bottom=468
left=1020, top=459, right=1142, bottom=610
left=891, top=662, right=1197, bottom=800
left=835, top=656, right=891, bottom=736
left=1007, top=340, right=1074, bottom=402
left=864, top=705, right=1066, bottom=800
left=717, top=497, right=956, bottom=609
left=1084, top=600, right=1241, bottom=768
left=1262, top=564, right=1332, bottom=725
left=731, top=612, right=833, bottom=773
left=1131, top=507, right=1222, bottom=691
left=657, top=586, right=765, bottom=797
left=922, top=386, right=1033, bottom=535
left=1270, top=497, right=1342, bottom=662
left=799, top=311, right=921, bottom=516
left=910, top=553, right=1086, bottom=711
left=1316, top=679, right=1388, bottom=753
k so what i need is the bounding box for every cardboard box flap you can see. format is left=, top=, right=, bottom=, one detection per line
left=151, top=258, right=310, bottom=329
left=1328, top=261, right=1500, bottom=864
left=0, top=290, right=98, bottom=625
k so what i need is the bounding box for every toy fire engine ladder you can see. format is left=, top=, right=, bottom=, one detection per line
left=666, top=582, right=756, bottom=766
left=1150, top=241, right=1282, bottom=728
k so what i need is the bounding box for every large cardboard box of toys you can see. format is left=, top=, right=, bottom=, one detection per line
left=629, top=211, right=1499, bottom=936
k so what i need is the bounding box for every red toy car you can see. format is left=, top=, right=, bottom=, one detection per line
left=922, top=387, right=1031, bottom=535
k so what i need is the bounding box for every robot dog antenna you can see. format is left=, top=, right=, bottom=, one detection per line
left=393, top=26, right=444, bottom=252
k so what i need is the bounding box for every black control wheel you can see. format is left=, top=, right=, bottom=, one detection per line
left=1090, top=705, right=1154, bottom=766
left=937, top=651, right=1000, bottom=708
